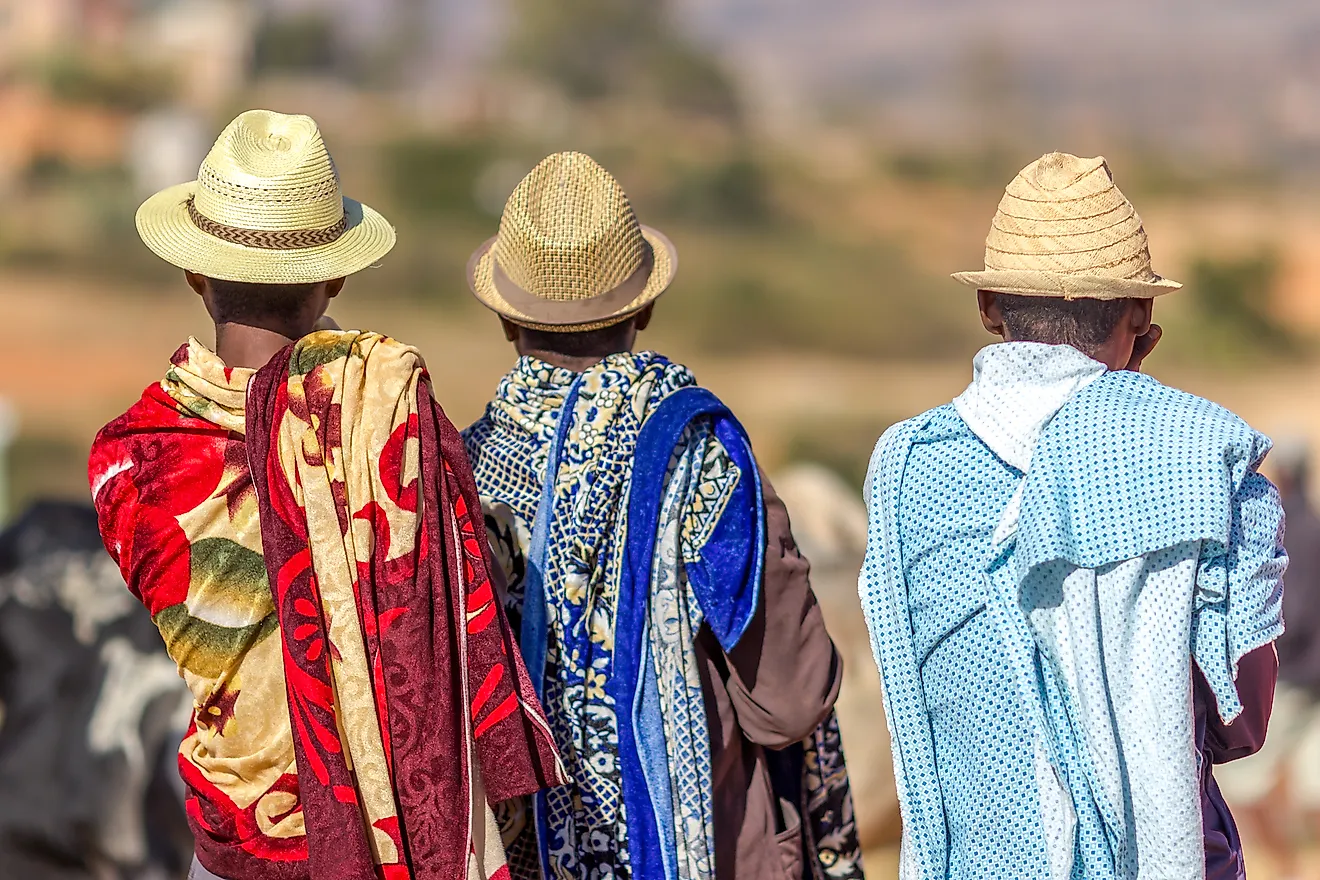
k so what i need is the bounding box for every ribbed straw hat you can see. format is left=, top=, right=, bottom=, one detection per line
left=952, top=152, right=1181, bottom=299
left=135, top=109, right=395, bottom=284
left=467, top=151, right=676, bottom=331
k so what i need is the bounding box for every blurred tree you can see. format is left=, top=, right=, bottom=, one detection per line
left=506, top=0, right=741, bottom=121
left=252, top=12, right=338, bottom=76
left=666, top=156, right=770, bottom=225
left=381, top=137, right=495, bottom=222
left=1188, top=250, right=1299, bottom=356
left=37, top=53, right=174, bottom=111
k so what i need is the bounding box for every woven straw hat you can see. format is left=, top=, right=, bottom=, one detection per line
left=467, top=151, right=676, bottom=331
left=135, top=109, right=395, bottom=284
left=952, top=152, right=1181, bottom=299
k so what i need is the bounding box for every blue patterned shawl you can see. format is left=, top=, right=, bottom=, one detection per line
left=464, top=352, right=759, bottom=880
left=465, top=352, right=864, bottom=880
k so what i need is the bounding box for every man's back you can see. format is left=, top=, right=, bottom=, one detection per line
left=464, top=351, right=852, bottom=880
left=895, top=405, right=1050, bottom=875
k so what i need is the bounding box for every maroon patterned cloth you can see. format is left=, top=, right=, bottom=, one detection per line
left=244, top=333, right=564, bottom=880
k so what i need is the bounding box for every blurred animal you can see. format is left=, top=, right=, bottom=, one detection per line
left=0, top=501, right=193, bottom=880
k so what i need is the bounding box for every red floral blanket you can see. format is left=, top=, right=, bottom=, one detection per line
left=90, top=334, right=563, bottom=880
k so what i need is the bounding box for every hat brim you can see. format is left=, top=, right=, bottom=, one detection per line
left=136, top=182, right=397, bottom=284
left=951, top=268, right=1182, bottom=299
left=465, top=226, right=677, bottom=332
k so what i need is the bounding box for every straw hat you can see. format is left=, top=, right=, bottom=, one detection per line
left=467, top=151, right=677, bottom=331
left=136, top=109, right=395, bottom=284
left=952, top=152, right=1181, bottom=299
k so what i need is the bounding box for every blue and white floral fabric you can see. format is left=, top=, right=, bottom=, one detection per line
left=860, top=342, right=1287, bottom=879
left=465, top=352, right=736, bottom=880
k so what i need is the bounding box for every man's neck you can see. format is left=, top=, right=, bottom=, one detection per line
left=518, top=347, right=631, bottom=374
left=214, top=323, right=306, bottom=370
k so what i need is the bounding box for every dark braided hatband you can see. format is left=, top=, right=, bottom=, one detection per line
left=186, top=197, right=349, bottom=250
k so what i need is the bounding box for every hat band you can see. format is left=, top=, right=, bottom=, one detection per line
left=186, top=196, right=349, bottom=251
left=491, top=243, right=654, bottom=324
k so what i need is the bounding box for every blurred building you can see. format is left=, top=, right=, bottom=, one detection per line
left=129, top=0, right=256, bottom=112
left=0, top=0, right=254, bottom=191
left=0, top=0, right=131, bottom=64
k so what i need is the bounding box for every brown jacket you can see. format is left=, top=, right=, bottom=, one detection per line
left=695, top=474, right=844, bottom=880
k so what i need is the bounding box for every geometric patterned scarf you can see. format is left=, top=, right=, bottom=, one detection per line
left=467, top=353, right=715, bottom=880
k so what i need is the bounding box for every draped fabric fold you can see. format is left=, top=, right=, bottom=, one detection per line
left=242, top=330, right=565, bottom=880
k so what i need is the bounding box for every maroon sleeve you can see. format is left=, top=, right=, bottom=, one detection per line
left=718, top=471, right=844, bottom=749
left=1202, top=642, right=1279, bottom=764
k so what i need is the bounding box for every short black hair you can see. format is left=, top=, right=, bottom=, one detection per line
left=207, top=279, right=319, bottom=325
left=996, top=294, right=1143, bottom=354
left=516, top=320, right=635, bottom=359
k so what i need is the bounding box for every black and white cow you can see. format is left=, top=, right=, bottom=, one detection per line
left=0, top=501, right=193, bottom=880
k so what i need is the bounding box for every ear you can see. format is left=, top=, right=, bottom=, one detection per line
left=324, top=277, right=347, bottom=299
left=634, top=303, right=655, bottom=332
left=184, top=270, right=209, bottom=297
left=499, top=317, right=521, bottom=343
left=1129, top=298, right=1154, bottom=335
left=977, top=290, right=1007, bottom=338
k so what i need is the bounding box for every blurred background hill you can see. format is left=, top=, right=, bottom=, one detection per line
left=2, top=3, right=1320, bottom=875
left=4, top=0, right=1319, bottom=511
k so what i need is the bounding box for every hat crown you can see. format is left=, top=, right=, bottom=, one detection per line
left=495, top=152, right=649, bottom=302
left=192, top=110, right=344, bottom=233
left=982, top=151, right=1159, bottom=285
left=1021, top=151, right=1111, bottom=193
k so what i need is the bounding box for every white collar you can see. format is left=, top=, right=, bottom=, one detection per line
left=953, top=342, right=1108, bottom=473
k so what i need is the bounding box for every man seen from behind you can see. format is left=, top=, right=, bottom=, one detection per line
left=860, top=152, right=1285, bottom=880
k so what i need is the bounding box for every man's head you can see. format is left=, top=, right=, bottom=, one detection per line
left=185, top=271, right=344, bottom=337
left=467, top=153, right=676, bottom=347
left=499, top=305, right=655, bottom=368
left=953, top=152, right=1181, bottom=366
left=135, top=110, right=395, bottom=320
left=977, top=291, right=1161, bottom=371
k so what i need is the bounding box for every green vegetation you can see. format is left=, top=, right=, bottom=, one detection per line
left=35, top=54, right=173, bottom=111
left=1182, top=250, right=1301, bottom=360
left=887, top=150, right=1020, bottom=190
left=252, top=12, right=339, bottom=76
left=665, top=156, right=772, bottom=226
left=381, top=137, right=502, bottom=224
left=506, top=0, right=741, bottom=120
left=666, top=229, right=977, bottom=359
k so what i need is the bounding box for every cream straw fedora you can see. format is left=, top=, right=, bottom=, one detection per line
left=952, top=151, right=1181, bottom=299
left=135, top=109, right=395, bottom=285
left=467, top=151, right=677, bottom=332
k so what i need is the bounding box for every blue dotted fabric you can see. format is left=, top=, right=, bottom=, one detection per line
left=1018, top=370, right=1286, bottom=723
left=860, top=361, right=1287, bottom=880
left=897, top=405, right=1054, bottom=878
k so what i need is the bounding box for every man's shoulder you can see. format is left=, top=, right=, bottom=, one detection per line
left=1057, top=371, right=1267, bottom=465
left=89, top=381, right=216, bottom=507
left=873, top=404, right=966, bottom=458
left=863, top=405, right=965, bottom=505
left=1083, top=371, right=1257, bottom=436
left=92, top=383, right=175, bottom=452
